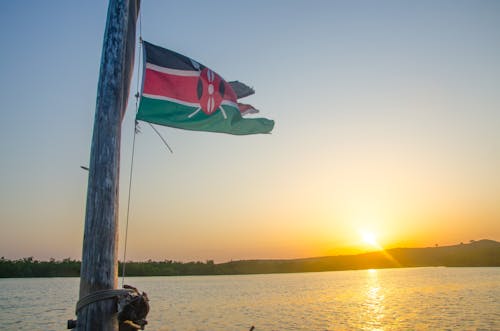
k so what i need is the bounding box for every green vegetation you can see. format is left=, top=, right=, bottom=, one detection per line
left=1, top=239, right=499, bottom=278
left=0, top=257, right=80, bottom=277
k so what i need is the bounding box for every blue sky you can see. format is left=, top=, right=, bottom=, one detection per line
left=1, top=1, right=499, bottom=262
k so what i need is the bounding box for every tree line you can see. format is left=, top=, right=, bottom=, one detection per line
left=1, top=239, right=498, bottom=278
left=0, top=257, right=80, bottom=277
left=0, top=257, right=220, bottom=278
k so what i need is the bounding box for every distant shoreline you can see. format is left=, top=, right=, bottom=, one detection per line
left=1, top=239, right=499, bottom=278
left=1, top=266, right=499, bottom=280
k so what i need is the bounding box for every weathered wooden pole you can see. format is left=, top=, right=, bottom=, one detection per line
left=76, top=0, right=139, bottom=330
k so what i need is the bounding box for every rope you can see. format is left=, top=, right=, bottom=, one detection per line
left=121, top=121, right=137, bottom=287
left=148, top=122, right=174, bottom=153
left=76, top=288, right=134, bottom=314
left=121, top=4, right=173, bottom=286
left=121, top=5, right=143, bottom=287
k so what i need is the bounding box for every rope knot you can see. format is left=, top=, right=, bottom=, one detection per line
left=74, top=285, right=149, bottom=330
left=118, top=285, right=149, bottom=330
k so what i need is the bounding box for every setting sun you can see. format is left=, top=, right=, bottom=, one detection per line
left=360, top=230, right=379, bottom=247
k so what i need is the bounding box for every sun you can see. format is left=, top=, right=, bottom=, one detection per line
left=360, top=230, right=379, bottom=247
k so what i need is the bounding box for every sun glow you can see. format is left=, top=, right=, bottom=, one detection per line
left=360, top=230, right=380, bottom=248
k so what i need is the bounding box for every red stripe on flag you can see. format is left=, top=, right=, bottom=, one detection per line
left=143, top=67, right=240, bottom=105
left=143, top=68, right=200, bottom=103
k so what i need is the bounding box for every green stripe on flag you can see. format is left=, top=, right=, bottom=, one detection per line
left=137, top=97, right=274, bottom=135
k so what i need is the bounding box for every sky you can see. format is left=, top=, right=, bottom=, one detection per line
left=0, top=0, right=499, bottom=262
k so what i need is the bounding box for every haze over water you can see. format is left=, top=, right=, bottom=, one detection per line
left=1, top=267, right=498, bottom=330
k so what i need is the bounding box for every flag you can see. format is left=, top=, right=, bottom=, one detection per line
left=136, top=41, right=274, bottom=135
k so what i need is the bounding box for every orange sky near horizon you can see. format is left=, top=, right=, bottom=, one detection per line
left=0, top=1, right=499, bottom=263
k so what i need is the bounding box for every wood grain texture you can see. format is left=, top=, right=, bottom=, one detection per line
left=77, top=0, right=139, bottom=330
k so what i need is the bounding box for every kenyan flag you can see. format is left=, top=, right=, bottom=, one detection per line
left=137, top=41, right=274, bottom=135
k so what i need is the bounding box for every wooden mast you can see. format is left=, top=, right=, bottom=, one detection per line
left=76, top=0, right=139, bottom=330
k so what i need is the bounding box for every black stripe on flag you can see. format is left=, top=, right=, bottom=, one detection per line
left=143, top=41, right=206, bottom=71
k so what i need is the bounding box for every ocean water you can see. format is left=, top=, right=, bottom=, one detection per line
left=0, top=267, right=498, bottom=330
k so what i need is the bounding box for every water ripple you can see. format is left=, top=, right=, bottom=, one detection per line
left=0, top=268, right=498, bottom=330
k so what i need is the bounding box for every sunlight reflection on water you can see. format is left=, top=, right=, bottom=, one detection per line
left=362, top=269, right=385, bottom=331
left=0, top=267, right=499, bottom=330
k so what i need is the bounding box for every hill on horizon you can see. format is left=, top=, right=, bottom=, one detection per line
left=217, top=239, right=500, bottom=275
